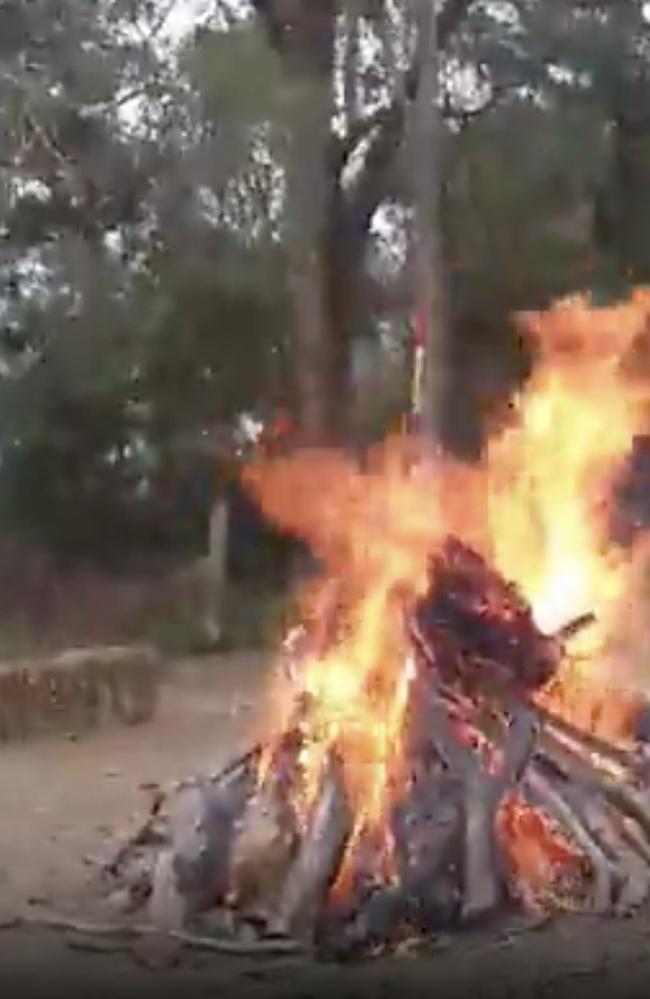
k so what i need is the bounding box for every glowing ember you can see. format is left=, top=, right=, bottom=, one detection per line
left=497, top=793, right=585, bottom=910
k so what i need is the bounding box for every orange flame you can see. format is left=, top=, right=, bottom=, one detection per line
left=487, top=293, right=650, bottom=736
left=243, top=291, right=650, bottom=887
left=489, top=293, right=650, bottom=638
left=497, top=794, right=584, bottom=910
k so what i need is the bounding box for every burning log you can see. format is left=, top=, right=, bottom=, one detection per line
left=554, top=612, right=597, bottom=643
left=228, top=732, right=302, bottom=919
left=537, top=730, right=650, bottom=842
left=412, top=538, right=561, bottom=696
left=322, top=775, right=464, bottom=957
left=533, top=703, right=638, bottom=774
left=227, top=784, right=295, bottom=920
left=143, top=749, right=261, bottom=932
left=523, top=767, right=614, bottom=913
left=394, top=774, right=463, bottom=930
left=462, top=703, right=540, bottom=922
left=522, top=730, right=650, bottom=916
left=105, top=535, right=650, bottom=956
left=269, top=754, right=352, bottom=941
left=562, top=789, right=650, bottom=914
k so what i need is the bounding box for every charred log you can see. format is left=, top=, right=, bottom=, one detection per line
left=411, top=537, right=560, bottom=695
left=270, top=754, right=352, bottom=941
left=105, top=536, right=650, bottom=955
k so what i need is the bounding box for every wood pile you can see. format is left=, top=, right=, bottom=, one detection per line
left=105, top=541, right=650, bottom=958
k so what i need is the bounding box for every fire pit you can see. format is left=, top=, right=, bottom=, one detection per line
left=105, top=293, right=650, bottom=960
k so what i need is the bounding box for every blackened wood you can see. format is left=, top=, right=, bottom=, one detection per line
left=411, top=537, right=560, bottom=694
left=537, top=731, right=650, bottom=843
left=461, top=770, right=504, bottom=921
left=632, top=700, right=650, bottom=744
left=413, top=682, right=539, bottom=923
left=461, top=703, right=539, bottom=922
left=327, top=778, right=462, bottom=956
left=534, top=705, right=638, bottom=773
left=320, top=886, right=406, bottom=958
left=421, top=690, right=477, bottom=777
left=106, top=748, right=262, bottom=896
left=229, top=783, right=297, bottom=919
left=104, top=791, right=168, bottom=881
left=392, top=772, right=463, bottom=925
left=271, top=755, right=352, bottom=940
left=561, top=788, right=650, bottom=913
left=490, top=703, right=540, bottom=803
left=168, top=752, right=259, bottom=918
left=553, top=612, right=597, bottom=644
left=618, top=815, right=650, bottom=867
left=207, top=746, right=263, bottom=787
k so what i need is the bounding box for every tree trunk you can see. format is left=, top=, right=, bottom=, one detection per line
left=278, top=4, right=340, bottom=445
left=411, top=0, right=449, bottom=451
left=252, top=0, right=471, bottom=447
left=200, top=498, right=229, bottom=646
left=612, top=114, right=650, bottom=282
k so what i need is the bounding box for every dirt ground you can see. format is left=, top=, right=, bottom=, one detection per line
left=1, top=653, right=650, bottom=999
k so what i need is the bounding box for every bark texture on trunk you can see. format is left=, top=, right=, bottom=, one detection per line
left=263, top=2, right=339, bottom=444
left=411, top=0, right=449, bottom=451
left=252, top=0, right=470, bottom=445
left=285, top=82, right=335, bottom=443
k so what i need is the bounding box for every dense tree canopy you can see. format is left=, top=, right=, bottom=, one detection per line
left=1, top=0, right=649, bottom=564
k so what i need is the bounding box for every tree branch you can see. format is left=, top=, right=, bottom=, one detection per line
left=331, top=102, right=398, bottom=176
left=332, top=0, right=474, bottom=172
left=344, top=102, right=404, bottom=235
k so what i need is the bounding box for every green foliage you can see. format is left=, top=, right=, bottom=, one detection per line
left=447, top=101, right=609, bottom=311
left=187, top=23, right=285, bottom=126
left=0, top=3, right=292, bottom=567
left=2, top=0, right=650, bottom=569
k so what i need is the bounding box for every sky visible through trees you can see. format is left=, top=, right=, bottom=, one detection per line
left=2, top=0, right=650, bottom=569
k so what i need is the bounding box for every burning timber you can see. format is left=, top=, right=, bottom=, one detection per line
left=104, top=537, right=650, bottom=959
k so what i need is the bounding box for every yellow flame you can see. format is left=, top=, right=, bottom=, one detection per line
left=244, top=290, right=650, bottom=835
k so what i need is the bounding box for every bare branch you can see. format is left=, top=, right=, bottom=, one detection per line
left=332, top=0, right=474, bottom=173
left=341, top=4, right=360, bottom=133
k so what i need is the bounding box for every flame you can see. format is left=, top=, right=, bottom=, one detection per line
left=497, top=794, right=584, bottom=910
left=245, top=442, right=445, bottom=839
left=486, top=293, right=650, bottom=735
left=242, top=290, right=650, bottom=899
left=488, top=293, right=650, bottom=640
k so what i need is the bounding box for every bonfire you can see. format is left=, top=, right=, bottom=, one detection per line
left=108, top=292, right=650, bottom=959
